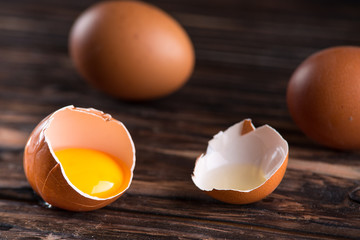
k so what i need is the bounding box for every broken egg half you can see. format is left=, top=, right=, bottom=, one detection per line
left=23, top=106, right=135, bottom=211
left=192, top=119, right=288, bottom=204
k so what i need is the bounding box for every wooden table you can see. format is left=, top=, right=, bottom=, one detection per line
left=1, top=0, right=360, bottom=239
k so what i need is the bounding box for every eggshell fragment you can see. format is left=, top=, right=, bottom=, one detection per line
left=192, top=119, right=288, bottom=204
left=23, top=106, right=135, bottom=211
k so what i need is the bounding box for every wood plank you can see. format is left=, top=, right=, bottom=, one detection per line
left=1, top=0, right=360, bottom=238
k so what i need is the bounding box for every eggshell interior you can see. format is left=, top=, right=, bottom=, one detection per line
left=45, top=106, right=135, bottom=198
left=23, top=105, right=136, bottom=211
left=192, top=120, right=288, bottom=192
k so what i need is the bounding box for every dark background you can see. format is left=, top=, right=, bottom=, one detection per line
left=1, top=0, right=360, bottom=239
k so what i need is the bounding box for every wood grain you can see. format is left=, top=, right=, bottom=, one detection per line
left=1, top=0, right=360, bottom=239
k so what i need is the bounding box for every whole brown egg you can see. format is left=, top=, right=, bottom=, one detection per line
left=69, top=1, right=195, bottom=100
left=287, top=46, right=360, bottom=150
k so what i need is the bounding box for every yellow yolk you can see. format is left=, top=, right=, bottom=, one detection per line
left=54, top=148, right=125, bottom=198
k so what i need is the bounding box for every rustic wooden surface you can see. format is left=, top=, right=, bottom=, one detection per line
left=1, top=0, right=360, bottom=239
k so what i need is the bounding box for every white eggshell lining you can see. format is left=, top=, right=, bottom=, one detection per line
left=192, top=119, right=288, bottom=192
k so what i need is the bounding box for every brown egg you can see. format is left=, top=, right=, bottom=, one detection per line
left=69, top=1, right=195, bottom=101
left=23, top=106, right=135, bottom=211
left=287, top=46, right=360, bottom=150
left=192, top=119, right=288, bottom=204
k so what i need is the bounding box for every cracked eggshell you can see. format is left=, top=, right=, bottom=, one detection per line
left=192, top=119, right=288, bottom=204
left=23, top=106, right=135, bottom=211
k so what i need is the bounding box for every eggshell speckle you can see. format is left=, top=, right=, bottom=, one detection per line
left=192, top=119, right=288, bottom=204
left=23, top=106, right=135, bottom=211
left=69, top=0, right=195, bottom=101
left=287, top=46, right=360, bottom=150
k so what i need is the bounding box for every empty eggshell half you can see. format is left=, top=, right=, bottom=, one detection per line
left=23, top=105, right=135, bottom=211
left=192, top=119, right=288, bottom=204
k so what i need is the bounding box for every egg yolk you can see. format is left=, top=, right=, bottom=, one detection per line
left=54, top=148, right=125, bottom=198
